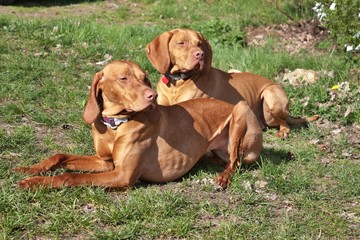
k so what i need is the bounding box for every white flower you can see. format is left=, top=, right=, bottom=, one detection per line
left=330, top=2, right=336, bottom=11
left=52, top=26, right=59, bottom=34
left=318, top=12, right=327, bottom=21
left=313, top=2, right=319, bottom=9
left=345, top=45, right=354, bottom=52
left=355, top=44, right=360, bottom=51
left=354, top=31, right=360, bottom=39
left=313, top=2, right=327, bottom=21
left=315, top=2, right=321, bottom=7
left=312, top=2, right=323, bottom=12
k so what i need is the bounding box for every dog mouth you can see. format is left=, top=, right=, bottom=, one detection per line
left=169, top=63, right=201, bottom=80
left=143, top=102, right=157, bottom=112
left=132, top=102, right=157, bottom=113
left=172, top=62, right=201, bottom=74
left=120, top=100, right=157, bottom=115
left=192, top=62, right=201, bottom=73
left=119, top=109, right=134, bottom=116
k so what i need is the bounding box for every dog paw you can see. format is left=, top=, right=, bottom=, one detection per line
left=13, top=166, right=45, bottom=175
left=214, top=184, right=225, bottom=192
left=276, top=131, right=289, bottom=139
left=13, top=166, right=32, bottom=173
left=18, top=177, right=46, bottom=189
left=215, top=175, right=230, bottom=190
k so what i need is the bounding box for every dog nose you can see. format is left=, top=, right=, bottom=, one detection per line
left=193, top=50, right=204, bottom=60
left=145, top=90, right=157, bottom=101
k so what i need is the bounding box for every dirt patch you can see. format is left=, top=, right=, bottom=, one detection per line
left=313, top=119, right=360, bottom=163
left=246, top=19, right=329, bottom=53
left=0, top=117, right=77, bottom=156
left=0, top=0, right=124, bottom=19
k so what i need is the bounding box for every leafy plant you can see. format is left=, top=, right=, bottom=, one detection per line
left=198, top=19, right=246, bottom=47
left=312, top=0, right=360, bottom=52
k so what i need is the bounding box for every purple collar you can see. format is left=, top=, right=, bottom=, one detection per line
left=101, top=116, right=129, bottom=129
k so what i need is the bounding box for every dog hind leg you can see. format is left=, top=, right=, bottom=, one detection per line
left=262, top=86, right=291, bottom=138
left=216, top=101, right=262, bottom=189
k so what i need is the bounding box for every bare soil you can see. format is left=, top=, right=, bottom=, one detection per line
left=0, top=0, right=122, bottom=18
left=246, top=19, right=329, bottom=53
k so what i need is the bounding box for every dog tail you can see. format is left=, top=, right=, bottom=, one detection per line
left=287, top=115, right=320, bottom=126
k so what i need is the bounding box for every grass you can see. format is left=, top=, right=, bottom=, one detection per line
left=0, top=0, right=359, bottom=239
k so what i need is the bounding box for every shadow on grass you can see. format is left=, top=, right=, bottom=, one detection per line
left=260, top=147, right=294, bottom=165
left=135, top=147, right=293, bottom=189
left=132, top=154, right=226, bottom=190
left=231, top=147, right=293, bottom=173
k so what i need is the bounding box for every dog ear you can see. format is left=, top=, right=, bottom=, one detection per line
left=83, top=70, right=104, bottom=124
left=146, top=31, right=173, bottom=74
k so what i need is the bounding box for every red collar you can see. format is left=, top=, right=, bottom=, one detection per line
left=161, top=75, right=170, bottom=84
left=161, top=71, right=194, bottom=86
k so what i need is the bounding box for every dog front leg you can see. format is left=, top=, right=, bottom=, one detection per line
left=17, top=167, right=136, bottom=189
left=14, top=154, right=114, bottom=175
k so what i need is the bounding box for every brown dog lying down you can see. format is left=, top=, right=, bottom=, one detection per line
left=146, top=28, right=319, bottom=138
left=15, top=60, right=262, bottom=190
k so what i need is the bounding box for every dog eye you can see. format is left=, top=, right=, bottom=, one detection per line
left=177, top=41, right=185, bottom=47
left=118, top=76, right=127, bottom=81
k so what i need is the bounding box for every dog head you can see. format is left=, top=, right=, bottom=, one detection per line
left=146, top=28, right=212, bottom=77
left=83, top=60, right=157, bottom=124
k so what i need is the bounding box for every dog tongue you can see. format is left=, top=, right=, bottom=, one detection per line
left=161, top=75, right=169, bottom=84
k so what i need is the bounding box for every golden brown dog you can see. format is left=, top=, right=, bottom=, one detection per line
left=15, top=60, right=262, bottom=190
left=146, top=28, right=319, bottom=138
